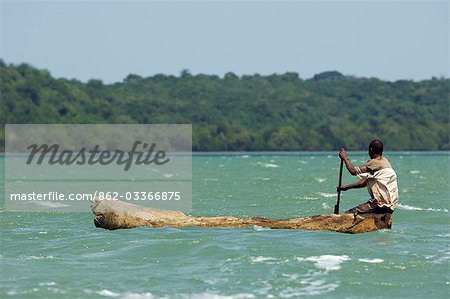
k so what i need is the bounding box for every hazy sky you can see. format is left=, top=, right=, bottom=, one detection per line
left=1, top=0, right=448, bottom=83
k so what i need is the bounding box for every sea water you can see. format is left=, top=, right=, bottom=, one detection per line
left=1, top=152, right=449, bottom=298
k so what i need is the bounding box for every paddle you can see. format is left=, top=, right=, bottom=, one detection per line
left=334, top=158, right=344, bottom=214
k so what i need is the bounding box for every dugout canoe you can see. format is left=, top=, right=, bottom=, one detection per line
left=91, top=199, right=392, bottom=234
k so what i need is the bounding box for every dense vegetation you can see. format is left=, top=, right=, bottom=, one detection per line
left=1, top=60, right=449, bottom=151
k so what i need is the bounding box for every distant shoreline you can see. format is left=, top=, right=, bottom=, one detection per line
left=1, top=61, right=449, bottom=151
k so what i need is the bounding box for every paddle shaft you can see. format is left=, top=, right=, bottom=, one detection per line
left=334, top=159, right=344, bottom=214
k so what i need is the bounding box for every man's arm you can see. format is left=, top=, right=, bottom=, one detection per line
left=339, top=148, right=368, bottom=176
left=337, top=178, right=367, bottom=191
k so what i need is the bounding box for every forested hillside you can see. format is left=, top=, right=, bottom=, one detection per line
left=1, top=60, right=449, bottom=151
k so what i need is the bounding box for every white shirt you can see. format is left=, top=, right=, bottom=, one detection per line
left=356, top=167, right=398, bottom=209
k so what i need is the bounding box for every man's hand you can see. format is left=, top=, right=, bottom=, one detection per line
left=339, top=148, right=348, bottom=161
left=337, top=185, right=349, bottom=192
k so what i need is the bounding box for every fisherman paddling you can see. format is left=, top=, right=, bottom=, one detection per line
left=337, top=140, right=398, bottom=215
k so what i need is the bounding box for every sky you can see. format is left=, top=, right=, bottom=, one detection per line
left=1, top=0, right=448, bottom=83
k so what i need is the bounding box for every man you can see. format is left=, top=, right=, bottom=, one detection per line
left=337, top=139, right=398, bottom=214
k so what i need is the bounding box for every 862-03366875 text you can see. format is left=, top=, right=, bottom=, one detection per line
left=9, top=191, right=182, bottom=201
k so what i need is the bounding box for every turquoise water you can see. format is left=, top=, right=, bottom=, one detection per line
left=1, top=152, right=449, bottom=298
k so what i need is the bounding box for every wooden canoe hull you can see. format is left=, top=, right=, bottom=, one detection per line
left=91, top=199, right=392, bottom=234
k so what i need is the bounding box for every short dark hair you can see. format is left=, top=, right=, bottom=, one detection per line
left=369, top=139, right=383, bottom=155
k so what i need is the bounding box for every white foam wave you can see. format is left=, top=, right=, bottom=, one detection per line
left=97, top=290, right=158, bottom=298
left=314, top=177, right=327, bottom=183
left=437, top=233, right=450, bottom=238
left=281, top=273, right=300, bottom=281
left=22, top=255, right=55, bottom=260
left=263, top=163, right=279, bottom=168
left=409, top=170, right=420, bottom=174
left=398, top=204, right=448, bottom=213
left=255, top=177, right=271, bottom=181
left=33, top=201, right=71, bottom=208
left=358, top=258, right=384, bottom=263
left=98, top=289, right=120, bottom=297
left=95, top=289, right=255, bottom=299
left=431, top=253, right=450, bottom=265
left=203, top=277, right=221, bottom=285
left=296, top=255, right=350, bottom=271
left=38, top=281, right=57, bottom=286
left=322, top=203, right=331, bottom=209
left=279, top=280, right=339, bottom=297
left=250, top=256, right=277, bottom=263
left=318, top=192, right=336, bottom=198
left=189, top=293, right=255, bottom=299
left=253, top=225, right=271, bottom=231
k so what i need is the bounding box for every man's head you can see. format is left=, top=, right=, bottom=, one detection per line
left=369, top=139, right=383, bottom=158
